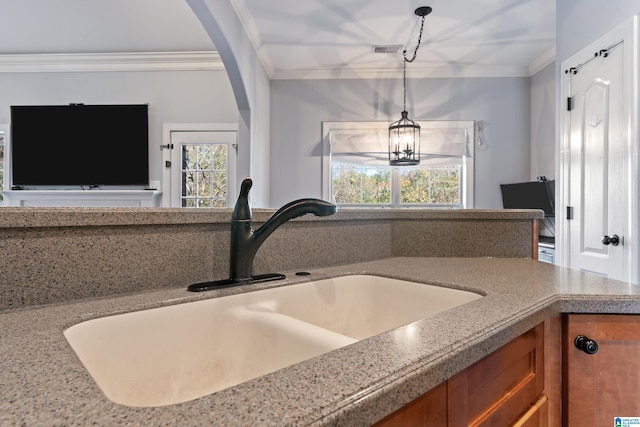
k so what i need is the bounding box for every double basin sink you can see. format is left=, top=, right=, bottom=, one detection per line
left=64, top=275, right=482, bottom=407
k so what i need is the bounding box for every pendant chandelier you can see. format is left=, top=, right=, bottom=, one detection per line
left=389, top=6, right=431, bottom=166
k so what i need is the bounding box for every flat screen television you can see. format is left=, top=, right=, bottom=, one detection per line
left=10, top=104, right=149, bottom=188
left=500, top=180, right=555, bottom=217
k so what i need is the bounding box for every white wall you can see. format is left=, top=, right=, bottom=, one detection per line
left=557, top=0, right=640, bottom=62
left=0, top=70, right=237, bottom=187
left=188, top=0, right=272, bottom=206
left=530, top=62, right=556, bottom=181
left=0, top=69, right=541, bottom=211
left=269, top=77, right=531, bottom=209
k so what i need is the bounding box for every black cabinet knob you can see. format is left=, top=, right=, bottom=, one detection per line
left=574, top=335, right=598, bottom=354
left=602, top=234, right=620, bottom=246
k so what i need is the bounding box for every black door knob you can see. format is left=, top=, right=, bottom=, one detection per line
left=574, top=335, right=598, bottom=354
left=602, top=234, right=620, bottom=246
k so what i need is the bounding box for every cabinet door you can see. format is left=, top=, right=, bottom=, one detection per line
left=448, top=323, right=544, bottom=426
left=564, top=314, right=640, bottom=425
left=372, top=381, right=447, bottom=427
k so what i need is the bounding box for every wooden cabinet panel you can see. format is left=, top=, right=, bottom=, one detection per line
left=564, top=314, right=640, bottom=426
left=543, top=316, right=562, bottom=427
left=373, top=381, right=447, bottom=427
left=448, top=323, right=544, bottom=426
left=372, top=323, right=546, bottom=427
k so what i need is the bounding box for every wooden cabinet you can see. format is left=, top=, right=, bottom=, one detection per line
left=512, top=395, right=548, bottom=427
left=373, top=382, right=447, bottom=427
left=448, top=323, right=545, bottom=426
left=374, top=323, right=546, bottom=426
left=564, top=314, right=640, bottom=426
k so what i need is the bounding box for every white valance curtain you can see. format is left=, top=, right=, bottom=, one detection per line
left=330, top=121, right=473, bottom=166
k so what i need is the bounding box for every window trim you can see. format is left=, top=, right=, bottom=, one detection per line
left=322, top=121, right=475, bottom=208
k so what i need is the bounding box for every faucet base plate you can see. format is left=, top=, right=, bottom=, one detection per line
left=187, top=273, right=286, bottom=292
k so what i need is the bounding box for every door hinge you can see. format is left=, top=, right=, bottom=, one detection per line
left=165, top=160, right=171, bottom=168
left=567, top=97, right=573, bottom=111
left=566, top=206, right=574, bottom=220
left=160, top=143, right=174, bottom=150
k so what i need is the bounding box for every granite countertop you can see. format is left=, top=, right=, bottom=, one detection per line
left=0, top=206, right=542, bottom=228
left=3, top=257, right=639, bottom=426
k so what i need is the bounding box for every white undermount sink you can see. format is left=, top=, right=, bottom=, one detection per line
left=64, top=275, right=482, bottom=407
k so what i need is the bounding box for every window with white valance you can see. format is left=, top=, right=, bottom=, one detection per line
left=322, top=121, right=474, bottom=208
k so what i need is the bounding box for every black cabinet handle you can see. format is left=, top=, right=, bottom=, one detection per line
left=574, top=335, right=598, bottom=354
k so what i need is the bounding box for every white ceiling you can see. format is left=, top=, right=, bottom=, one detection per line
left=0, top=0, right=555, bottom=78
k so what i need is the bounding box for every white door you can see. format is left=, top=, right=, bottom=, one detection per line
left=161, top=125, right=237, bottom=207
left=561, top=19, right=638, bottom=283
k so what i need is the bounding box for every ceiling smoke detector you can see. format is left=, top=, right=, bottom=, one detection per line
left=372, top=45, right=402, bottom=54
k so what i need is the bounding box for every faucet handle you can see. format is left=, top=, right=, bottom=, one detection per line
left=232, top=178, right=253, bottom=220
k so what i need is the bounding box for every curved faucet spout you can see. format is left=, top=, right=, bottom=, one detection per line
left=230, top=178, right=336, bottom=283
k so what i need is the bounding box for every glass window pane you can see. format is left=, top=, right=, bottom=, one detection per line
left=179, top=142, right=229, bottom=208
left=400, top=169, right=431, bottom=204
left=360, top=169, right=391, bottom=203
left=197, top=172, right=212, bottom=197
left=182, top=171, right=196, bottom=197
left=212, top=172, right=227, bottom=197
left=331, top=162, right=390, bottom=204
left=213, top=145, right=227, bottom=170
left=400, top=166, right=461, bottom=205
left=197, top=145, right=212, bottom=170
left=430, top=166, right=460, bottom=204
left=182, top=145, right=197, bottom=170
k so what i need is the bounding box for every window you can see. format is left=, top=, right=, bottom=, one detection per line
left=323, top=121, right=474, bottom=208
left=162, top=124, right=237, bottom=208
left=180, top=143, right=229, bottom=207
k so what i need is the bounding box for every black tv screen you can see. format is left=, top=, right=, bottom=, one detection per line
left=500, top=180, right=555, bottom=217
left=10, top=104, right=149, bottom=187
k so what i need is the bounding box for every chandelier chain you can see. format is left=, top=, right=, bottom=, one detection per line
left=403, top=15, right=426, bottom=64
left=389, top=7, right=429, bottom=167
left=401, top=15, right=426, bottom=111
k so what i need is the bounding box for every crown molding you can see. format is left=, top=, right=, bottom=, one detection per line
left=0, top=51, right=224, bottom=73
left=0, top=49, right=556, bottom=79
left=270, top=64, right=534, bottom=80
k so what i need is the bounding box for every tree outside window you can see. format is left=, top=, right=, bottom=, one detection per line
left=331, top=164, right=390, bottom=204
left=399, top=167, right=460, bottom=205
left=181, top=143, right=228, bottom=207
left=331, top=163, right=462, bottom=208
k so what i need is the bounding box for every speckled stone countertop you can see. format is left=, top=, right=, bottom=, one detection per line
left=3, top=257, right=638, bottom=426
left=0, top=206, right=542, bottom=228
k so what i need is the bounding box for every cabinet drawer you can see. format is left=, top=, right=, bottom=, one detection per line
left=448, top=323, right=544, bottom=426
